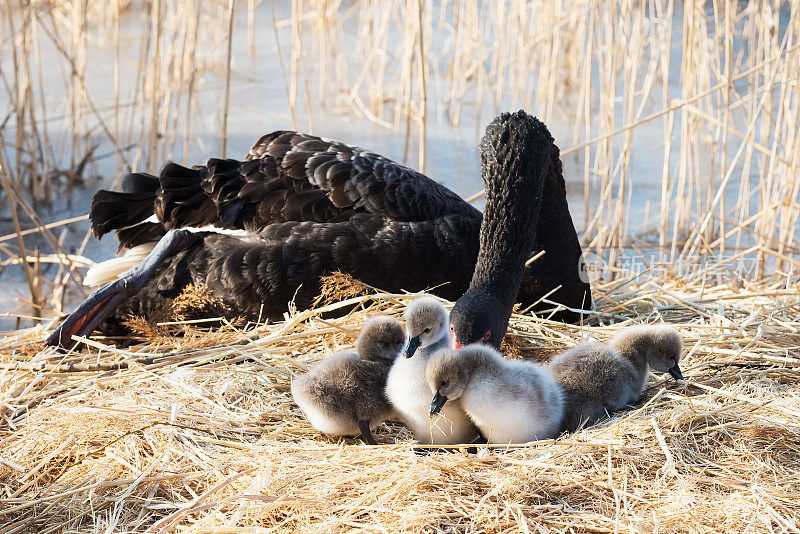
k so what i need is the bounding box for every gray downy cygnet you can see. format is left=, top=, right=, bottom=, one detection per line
left=385, top=296, right=480, bottom=444
left=427, top=345, right=564, bottom=444
left=291, top=316, right=405, bottom=444
left=548, top=324, right=683, bottom=432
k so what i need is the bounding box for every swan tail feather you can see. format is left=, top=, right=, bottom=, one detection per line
left=90, top=172, right=160, bottom=239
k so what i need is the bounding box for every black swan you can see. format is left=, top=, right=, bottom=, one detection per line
left=449, top=112, right=588, bottom=349
left=46, top=111, right=589, bottom=350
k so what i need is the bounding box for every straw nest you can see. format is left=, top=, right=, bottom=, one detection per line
left=1, top=266, right=799, bottom=533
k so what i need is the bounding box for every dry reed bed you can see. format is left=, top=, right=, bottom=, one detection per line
left=0, top=266, right=798, bottom=532
left=3, top=0, right=800, bottom=329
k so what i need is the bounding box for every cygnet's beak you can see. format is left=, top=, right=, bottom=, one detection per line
left=430, top=391, right=448, bottom=416
left=668, top=363, right=684, bottom=380
left=405, top=336, right=422, bottom=358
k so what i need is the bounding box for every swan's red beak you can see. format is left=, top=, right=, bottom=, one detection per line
left=452, top=338, right=489, bottom=350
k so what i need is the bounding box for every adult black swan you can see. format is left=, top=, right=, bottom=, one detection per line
left=46, top=111, right=590, bottom=350
left=449, top=111, right=574, bottom=350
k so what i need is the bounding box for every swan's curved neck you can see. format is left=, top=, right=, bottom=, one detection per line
left=469, top=114, right=551, bottom=307
left=613, top=334, right=650, bottom=375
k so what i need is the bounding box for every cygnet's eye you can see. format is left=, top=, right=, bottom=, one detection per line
left=483, top=330, right=491, bottom=340
left=440, top=380, right=449, bottom=388
left=423, top=328, right=430, bottom=333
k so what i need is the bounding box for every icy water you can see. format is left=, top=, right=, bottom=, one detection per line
left=0, top=4, right=494, bottom=330
left=0, top=2, right=794, bottom=330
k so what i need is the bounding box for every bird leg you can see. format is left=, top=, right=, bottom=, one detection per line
left=358, top=420, right=377, bottom=445
left=470, top=433, right=488, bottom=445
left=45, top=229, right=200, bottom=351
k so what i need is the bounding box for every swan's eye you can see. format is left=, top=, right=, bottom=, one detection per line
left=450, top=324, right=455, bottom=333
left=483, top=330, right=491, bottom=340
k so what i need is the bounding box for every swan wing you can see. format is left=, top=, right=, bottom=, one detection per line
left=243, top=131, right=479, bottom=222
left=90, top=131, right=479, bottom=249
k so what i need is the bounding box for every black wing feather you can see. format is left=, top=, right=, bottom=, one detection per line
left=89, top=130, right=479, bottom=249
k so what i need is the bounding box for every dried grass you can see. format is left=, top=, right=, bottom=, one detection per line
left=1, top=1, right=799, bottom=531
left=0, top=257, right=799, bottom=532
left=2, top=0, right=800, bottom=326
left=311, top=271, right=374, bottom=309
left=120, top=284, right=242, bottom=351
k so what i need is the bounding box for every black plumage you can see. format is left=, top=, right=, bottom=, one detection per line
left=92, top=130, right=478, bottom=249
left=450, top=111, right=580, bottom=349
left=52, top=116, right=589, bottom=347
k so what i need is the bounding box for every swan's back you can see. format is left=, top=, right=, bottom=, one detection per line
left=291, top=351, right=394, bottom=437
left=462, top=355, right=563, bottom=443
left=73, top=119, right=590, bottom=344
left=93, top=131, right=481, bottom=250
left=548, top=342, right=642, bottom=432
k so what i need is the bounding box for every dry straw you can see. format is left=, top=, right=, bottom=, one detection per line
left=1, top=0, right=799, bottom=531
left=2, top=0, right=799, bottom=319
left=0, top=263, right=799, bottom=532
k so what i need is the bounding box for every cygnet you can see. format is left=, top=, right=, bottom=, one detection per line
left=291, top=316, right=405, bottom=444
left=427, top=345, right=564, bottom=444
left=385, top=296, right=480, bottom=444
left=548, top=324, right=683, bottom=432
